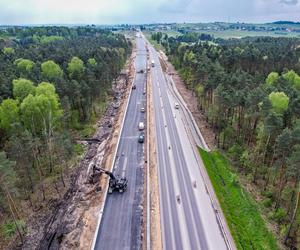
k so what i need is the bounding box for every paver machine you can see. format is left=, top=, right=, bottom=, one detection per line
left=92, top=165, right=128, bottom=194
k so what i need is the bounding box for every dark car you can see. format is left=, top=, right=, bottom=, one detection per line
left=138, top=133, right=145, bottom=143
left=132, top=84, right=136, bottom=89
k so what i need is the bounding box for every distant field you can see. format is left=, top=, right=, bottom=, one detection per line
left=199, top=149, right=279, bottom=250
left=144, top=28, right=300, bottom=40
left=196, top=30, right=300, bottom=39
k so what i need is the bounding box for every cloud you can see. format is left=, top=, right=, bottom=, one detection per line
left=0, top=0, right=299, bottom=24
left=280, top=0, right=298, bottom=5
left=159, top=0, right=193, bottom=13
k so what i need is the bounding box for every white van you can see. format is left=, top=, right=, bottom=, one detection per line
left=138, top=122, right=145, bottom=130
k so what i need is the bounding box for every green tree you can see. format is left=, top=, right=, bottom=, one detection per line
left=0, top=152, right=24, bottom=243
left=67, top=56, right=85, bottom=78
left=20, top=88, right=62, bottom=135
left=14, top=58, right=35, bottom=74
left=0, top=99, right=19, bottom=134
left=269, top=92, right=289, bottom=114
left=2, top=47, right=15, bottom=56
left=12, top=78, right=36, bottom=102
left=41, top=60, right=63, bottom=80
left=87, top=58, right=97, bottom=67
left=283, top=70, right=298, bottom=85
left=266, top=72, right=279, bottom=85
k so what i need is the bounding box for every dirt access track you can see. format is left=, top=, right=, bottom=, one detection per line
left=18, top=49, right=137, bottom=250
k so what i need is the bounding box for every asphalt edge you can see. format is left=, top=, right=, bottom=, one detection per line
left=90, top=46, right=137, bottom=250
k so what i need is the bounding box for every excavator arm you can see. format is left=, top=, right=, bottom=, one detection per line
left=92, top=165, right=127, bottom=193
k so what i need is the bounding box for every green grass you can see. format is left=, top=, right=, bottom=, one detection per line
left=199, top=148, right=279, bottom=250
left=143, top=32, right=165, bottom=52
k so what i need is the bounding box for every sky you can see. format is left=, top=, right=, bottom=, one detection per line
left=0, top=0, right=299, bottom=25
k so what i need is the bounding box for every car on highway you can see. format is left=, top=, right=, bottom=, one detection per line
left=140, top=107, right=145, bottom=113
left=138, top=122, right=145, bottom=130
left=174, top=102, right=180, bottom=109
left=138, top=133, right=145, bottom=143
left=132, top=84, right=136, bottom=89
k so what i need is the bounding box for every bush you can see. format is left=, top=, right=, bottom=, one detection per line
left=262, top=198, right=273, bottom=208
left=74, top=143, right=84, bottom=156
left=273, top=208, right=286, bottom=223
left=1, top=220, right=25, bottom=238
left=227, top=144, right=244, bottom=163
left=262, top=190, right=275, bottom=200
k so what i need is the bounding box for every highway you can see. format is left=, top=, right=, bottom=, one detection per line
left=147, top=36, right=229, bottom=250
left=93, top=36, right=147, bottom=250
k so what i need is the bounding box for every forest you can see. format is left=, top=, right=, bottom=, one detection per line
left=0, top=26, right=131, bottom=244
left=153, top=32, right=300, bottom=248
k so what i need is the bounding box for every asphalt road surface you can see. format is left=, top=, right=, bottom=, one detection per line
left=147, top=36, right=229, bottom=250
left=94, top=36, right=147, bottom=250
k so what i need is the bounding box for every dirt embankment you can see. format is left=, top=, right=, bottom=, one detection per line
left=14, top=50, right=136, bottom=250
left=159, top=51, right=216, bottom=149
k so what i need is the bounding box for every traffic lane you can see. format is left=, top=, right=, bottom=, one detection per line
left=150, top=47, right=209, bottom=249
left=152, top=78, right=183, bottom=249
left=167, top=88, right=228, bottom=249
left=156, top=56, right=209, bottom=249
left=95, top=103, right=143, bottom=249
left=152, top=72, right=204, bottom=250
left=151, top=63, right=185, bottom=249
left=94, top=38, right=147, bottom=249
left=152, top=44, right=227, bottom=249
left=96, top=138, right=133, bottom=249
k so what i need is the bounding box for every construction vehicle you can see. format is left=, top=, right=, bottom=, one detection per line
left=92, top=165, right=128, bottom=194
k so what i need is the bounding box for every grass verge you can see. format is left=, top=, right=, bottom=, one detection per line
left=199, top=148, right=278, bottom=250
left=143, top=32, right=165, bottom=52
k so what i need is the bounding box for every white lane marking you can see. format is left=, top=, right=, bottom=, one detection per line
left=166, top=82, right=227, bottom=249
left=158, top=81, right=192, bottom=250
left=151, top=67, right=176, bottom=249
left=121, top=151, right=128, bottom=179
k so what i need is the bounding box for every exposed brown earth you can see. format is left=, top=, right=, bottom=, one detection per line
left=148, top=66, right=163, bottom=250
